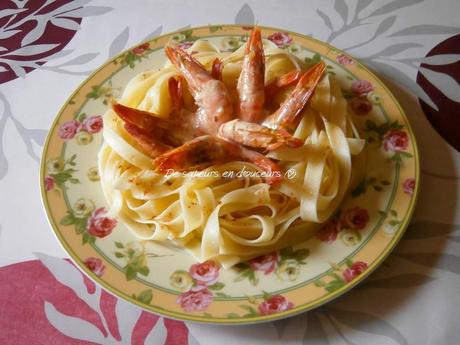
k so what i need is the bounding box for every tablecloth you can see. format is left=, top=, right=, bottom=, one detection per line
left=1, top=0, right=459, bottom=344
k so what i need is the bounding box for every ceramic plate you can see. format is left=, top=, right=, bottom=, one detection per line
left=40, top=25, right=419, bottom=324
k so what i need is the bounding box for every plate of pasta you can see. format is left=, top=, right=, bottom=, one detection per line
left=41, top=25, right=419, bottom=324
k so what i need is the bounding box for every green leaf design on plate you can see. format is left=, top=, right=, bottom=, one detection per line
left=133, top=289, right=153, bottom=304
left=226, top=312, right=240, bottom=319
left=208, top=282, right=225, bottom=291
left=60, top=213, right=75, bottom=225
left=239, top=305, right=259, bottom=317
left=209, top=25, right=223, bottom=32
left=125, top=265, right=137, bottom=280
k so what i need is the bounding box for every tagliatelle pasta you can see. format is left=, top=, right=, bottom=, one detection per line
left=98, top=39, right=366, bottom=268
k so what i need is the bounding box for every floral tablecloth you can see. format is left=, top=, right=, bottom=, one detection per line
left=1, top=0, right=459, bottom=344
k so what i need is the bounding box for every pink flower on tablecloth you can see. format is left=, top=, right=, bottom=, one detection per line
left=83, top=257, right=105, bottom=277
left=132, top=43, right=150, bottom=55
left=178, top=41, right=194, bottom=50
left=267, top=32, right=292, bottom=47
left=350, top=96, right=373, bottom=115
left=189, top=260, right=220, bottom=286
left=316, top=219, right=341, bottom=243
left=177, top=285, right=213, bottom=312
left=87, top=208, right=117, bottom=238
left=383, top=129, right=409, bottom=152
left=258, top=295, right=294, bottom=316
left=403, top=178, right=416, bottom=196
left=351, top=80, right=374, bottom=95
left=44, top=176, right=55, bottom=191
left=336, top=54, right=354, bottom=65
left=341, top=207, right=370, bottom=230
left=342, top=261, right=368, bottom=283
left=82, top=115, right=103, bottom=134
left=249, top=253, right=279, bottom=275
left=58, top=120, right=81, bottom=140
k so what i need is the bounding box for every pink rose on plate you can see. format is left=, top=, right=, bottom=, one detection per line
left=82, top=115, right=103, bottom=134
left=189, top=260, right=220, bottom=286
left=249, top=253, right=279, bottom=275
left=383, top=129, right=409, bottom=152
left=316, top=219, right=341, bottom=243
left=87, top=207, right=117, bottom=238
left=336, top=54, right=354, bottom=65
left=403, top=178, right=415, bottom=196
left=58, top=119, right=81, bottom=140
left=350, top=96, right=373, bottom=115
left=342, top=261, right=368, bottom=283
left=267, top=32, right=292, bottom=47
left=132, top=42, right=150, bottom=55
left=177, top=41, right=193, bottom=50
left=351, top=80, right=374, bottom=95
left=341, top=207, right=369, bottom=230
left=177, top=285, right=213, bottom=312
left=83, top=257, right=106, bottom=277
left=44, top=176, right=55, bottom=191
left=258, top=295, right=294, bottom=316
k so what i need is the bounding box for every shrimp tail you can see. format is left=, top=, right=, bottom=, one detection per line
left=263, top=61, right=326, bottom=132
left=123, top=123, right=172, bottom=159
left=165, top=45, right=210, bottom=95
left=264, top=70, right=302, bottom=102
left=211, top=58, right=223, bottom=81
left=168, top=76, right=184, bottom=112
left=112, top=102, right=170, bottom=133
left=235, top=145, right=283, bottom=185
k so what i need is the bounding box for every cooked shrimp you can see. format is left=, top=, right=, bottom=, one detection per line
left=112, top=74, right=206, bottom=143
left=211, top=58, right=223, bottom=81
left=237, top=26, right=265, bottom=123
left=218, top=119, right=303, bottom=151
left=165, top=45, right=233, bottom=134
left=154, top=135, right=282, bottom=185
left=263, top=61, right=326, bottom=132
left=264, top=69, right=302, bottom=102
left=112, top=102, right=171, bottom=133
left=123, top=123, right=172, bottom=158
